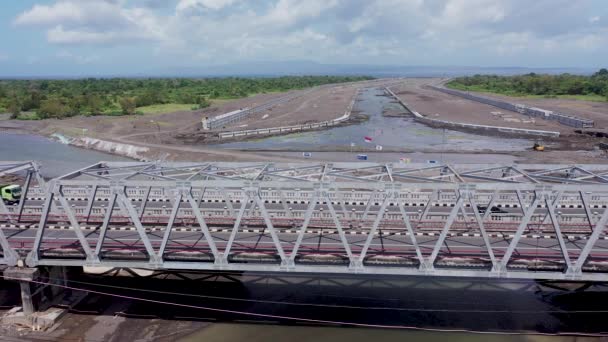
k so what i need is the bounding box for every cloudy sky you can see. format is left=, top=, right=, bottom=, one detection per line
left=1, top=0, right=606, bottom=76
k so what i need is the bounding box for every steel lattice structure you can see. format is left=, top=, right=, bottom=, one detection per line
left=3, top=161, right=608, bottom=281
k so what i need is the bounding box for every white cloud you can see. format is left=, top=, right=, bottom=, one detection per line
left=14, top=1, right=129, bottom=28
left=15, top=0, right=166, bottom=46
left=12, top=0, right=608, bottom=67
left=177, top=0, right=238, bottom=12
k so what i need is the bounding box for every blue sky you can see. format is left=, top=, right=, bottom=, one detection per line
left=0, top=0, right=607, bottom=76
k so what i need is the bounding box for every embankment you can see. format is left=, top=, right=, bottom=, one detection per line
left=384, top=87, right=560, bottom=138
left=69, top=137, right=149, bottom=160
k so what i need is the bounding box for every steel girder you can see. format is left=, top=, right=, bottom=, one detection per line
left=5, top=161, right=608, bottom=281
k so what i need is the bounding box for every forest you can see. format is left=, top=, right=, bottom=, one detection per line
left=0, top=75, right=372, bottom=119
left=446, top=69, right=608, bottom=101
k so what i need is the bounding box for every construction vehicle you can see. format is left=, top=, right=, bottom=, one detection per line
left=533, top=141, right=545, bottom=151
left=1, top=184, right=22, bottom=205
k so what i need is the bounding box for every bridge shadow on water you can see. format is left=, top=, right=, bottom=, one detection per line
left=24, top=268, right=608, bottom=336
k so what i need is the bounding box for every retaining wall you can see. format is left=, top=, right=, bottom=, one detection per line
left=219, top=90, right=359, bottom=139
left=384, top=87, right=560, bottom=138
left=429, top=85, right=594, bottom=129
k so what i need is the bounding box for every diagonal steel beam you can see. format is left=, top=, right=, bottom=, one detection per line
left=397, top=195, right=425, bottom=266
left=185, top=190, right=220, bottom=262
left=27, top=182, right=55, bottom=266
left=426, top=193, right=464, bottom=270
left=138, top=186, right=152, bottom=220
left=357, top=193, right=390, bottom=265
left=325, top=191, right=354, bottom=262
left=545, top=196, right=571, bottom=269
left=254, top=193, right=288, bottom=265
left=116, top=189, right=159, bottom=264
left=84, top=185, right=98, bottom=222
left=361, top=189, right=377, bottom=222
left=223, top=193, right=251, bottom=262
left=496, top=191, right=542, bottom=273
left=94, top=193, right=117, bottom=259
left=468, top=194, right=497, bottom=267
left=158, top=192, right=182, bottom=259
left=571, top=206, right=608, bottom=275
left=16, top=170, right=32, bottom=222
left=56, top=190, right=96, bottom=262
left=288, top=191, right=319, bottom=264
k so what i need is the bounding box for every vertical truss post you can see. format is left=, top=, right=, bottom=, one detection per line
left=16, top=170, right=32, bottom=222
left=158, top=192, right=182, bottom=260
left=56, top=186, right=96, bottom=262
left=288, top=186, right=319, bottom=266
left=27, top=181, right=55, bottom=266
left=253, top=187, right=288, bottom=266
left=115, top=186, right=160, bottom=265
left=425, top=189, right=464, bottom=271
left=184, top=186, right=220, bottom=264
left=84, top=185, right=98, bottom=223
left=494, top=189, right=543, bottom=274
left=94, top=193, right=117, bottom=260
left=356, top=189, right=391, bottom=267
left=222, top=193, right=251, bottom=264
left=570, top=205, right=608, bottom=277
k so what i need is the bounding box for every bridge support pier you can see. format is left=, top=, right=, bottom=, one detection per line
left=1, top=266, right=83, bottom=331
left=4, top=267, right=39, bottom=316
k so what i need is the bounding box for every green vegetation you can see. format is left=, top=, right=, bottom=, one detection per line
left=137, top=103, right=197, bottom=114
left=0, top=76, right=372, bottom=119
left=447, top=69, right=608, bottom=101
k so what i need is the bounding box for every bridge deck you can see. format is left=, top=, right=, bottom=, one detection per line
left=3, top=161, right=608, bottom=281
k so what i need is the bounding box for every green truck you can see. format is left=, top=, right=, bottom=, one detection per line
left=1, top=184, right=22, bottom=205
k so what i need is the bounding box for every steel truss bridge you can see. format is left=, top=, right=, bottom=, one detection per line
left=3, top=161, right=608, bottom=281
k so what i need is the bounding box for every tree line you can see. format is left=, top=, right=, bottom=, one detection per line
left=446, top=69, right=608, bottom=100
left=0, top=75, right=372, bottom=119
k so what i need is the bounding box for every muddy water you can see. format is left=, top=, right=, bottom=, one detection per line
left=0, top=133, right=131, bottom=177
left=40, top=272, right=607, bottom=341
left=215, top=88, right=533, bottom=151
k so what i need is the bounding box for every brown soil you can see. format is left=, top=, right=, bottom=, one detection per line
left=390, top=79, right=569, bottom=133
left=469, top=92, right=608, bottom=128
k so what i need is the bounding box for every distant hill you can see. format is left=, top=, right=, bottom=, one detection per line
left=162, top=61, right=594, bottom=78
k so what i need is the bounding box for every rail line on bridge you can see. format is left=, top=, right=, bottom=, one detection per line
left=3, top=161, right=608, bottom=281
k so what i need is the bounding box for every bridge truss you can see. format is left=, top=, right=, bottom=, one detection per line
left=3, top=161, right=608, bottom=281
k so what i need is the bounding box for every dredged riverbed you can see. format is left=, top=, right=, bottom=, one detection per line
left=214, top=88, right=533, bottom=152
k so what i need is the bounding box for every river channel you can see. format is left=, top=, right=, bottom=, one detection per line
left=215, top=87, right=533, bottom=152
left=0, top=133, right=131, bottom=177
